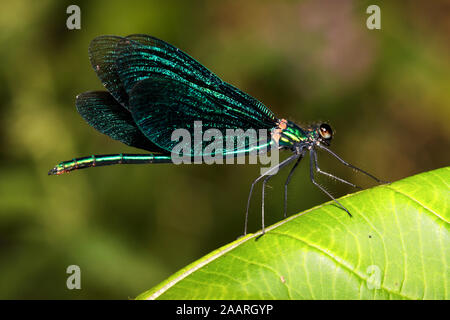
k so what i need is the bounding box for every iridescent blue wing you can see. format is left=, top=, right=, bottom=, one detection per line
left=115, top=34, right=277, bottom=129
left=88, top=36, right=130, bottom=108
left=129, top=76, right=274, bottom=156
left=87, top=34, right=277, bottom=155
left=76, top=91, right=167, bottom=153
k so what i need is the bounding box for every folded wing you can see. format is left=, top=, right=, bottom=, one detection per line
left=76, top=91, right=167, bottom=153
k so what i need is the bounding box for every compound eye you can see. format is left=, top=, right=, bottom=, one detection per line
left=319, top=123, right=333, bottom=140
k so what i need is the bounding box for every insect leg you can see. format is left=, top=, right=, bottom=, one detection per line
left=309, top=149, right=352, bottom=217
left=244, top=153, right=300, bottom=236
left=283, top=154, right=304, bottom=218
left=317, top=145, right=387, bottom=184
left=261, top=173, right=277, bottom=234
left=311, top=150, right=362, bottom=189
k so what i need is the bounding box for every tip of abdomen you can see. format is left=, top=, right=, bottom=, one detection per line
left=48, top=164, right=68, bottom=175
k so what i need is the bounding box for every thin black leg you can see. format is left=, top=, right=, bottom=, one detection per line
left=311, top=150, right=362, bottom=189
left=283, top=155, right=304, bottom=218
left=244, top=153, right=300, bottom=235
left=261, top=173, right=277, bottom=234
left=309, top=149, right=352, bottom=217
left=318, top=145, right=387, bottom=183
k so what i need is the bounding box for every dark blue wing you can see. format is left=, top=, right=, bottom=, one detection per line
left=87, top=34, right=277, bottom=155
left=115, top=34, right=277, bottom=129
left=129, top=77, right=274, bottom=156
left=88, top=36, right=130, bottom=108
left=76, top=91, right=167, bottom=153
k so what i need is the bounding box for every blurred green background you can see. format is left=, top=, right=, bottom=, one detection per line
left=0, top=0, right=448, bottom=299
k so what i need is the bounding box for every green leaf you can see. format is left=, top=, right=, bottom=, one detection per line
left=137, top=167, right=449, bottom=300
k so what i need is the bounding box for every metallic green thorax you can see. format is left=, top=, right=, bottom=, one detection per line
left=275, top=120, right=309, bottom=148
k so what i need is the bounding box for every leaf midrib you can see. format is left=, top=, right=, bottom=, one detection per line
left=270, top=230, right=413, bottom=300
left=144, top=178, right=448, bottom=300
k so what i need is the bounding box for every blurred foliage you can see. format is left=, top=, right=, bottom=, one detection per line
left=0, top=0, right=448, bottom=299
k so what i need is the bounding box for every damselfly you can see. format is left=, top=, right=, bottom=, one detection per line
left=49, top=34, right=385, bottom=235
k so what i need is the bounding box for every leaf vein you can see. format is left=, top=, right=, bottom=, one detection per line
left=269, top=231, right=414, bottom=300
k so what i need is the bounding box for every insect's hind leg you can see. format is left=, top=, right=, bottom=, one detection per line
left=243, top=154, right=300, bottom=236
left=244, top=174, right=267, bottom=236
